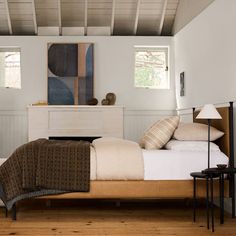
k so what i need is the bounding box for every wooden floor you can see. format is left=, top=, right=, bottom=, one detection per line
left=0, top=199, right=235, bottom=236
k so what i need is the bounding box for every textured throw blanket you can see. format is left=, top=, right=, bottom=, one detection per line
left=0, top=139, right=90, bottom=210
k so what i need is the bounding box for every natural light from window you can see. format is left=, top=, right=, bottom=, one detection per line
left=0, top=48, right=21, bottom=89
left=134, top=46, right=169, bottom=89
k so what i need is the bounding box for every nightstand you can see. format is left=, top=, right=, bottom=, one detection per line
left=202, top=167, right=236, bottom=224
left=190, top=171, right=220, bottom=232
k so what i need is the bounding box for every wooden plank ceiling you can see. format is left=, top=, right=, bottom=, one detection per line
left=0, top=0, right=179, bottom=36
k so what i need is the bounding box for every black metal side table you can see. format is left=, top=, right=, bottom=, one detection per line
left=190, top=171, right=220, bottom=232
left=202, top=167, right=236, bottom=224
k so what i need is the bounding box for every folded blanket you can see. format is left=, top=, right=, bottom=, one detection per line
left=93, top=137, right=144, bottom=180
left=0, top=139, right=90, bottom=209
left=38, top=140, right=90, bottom=191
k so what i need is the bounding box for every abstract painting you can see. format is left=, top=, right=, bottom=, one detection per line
left=47, top=43, right=93, bottom=105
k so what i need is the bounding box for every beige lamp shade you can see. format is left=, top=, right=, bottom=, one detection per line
left=196, top=104, right=222, bottom=119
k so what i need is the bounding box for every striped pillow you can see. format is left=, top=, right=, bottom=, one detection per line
left=140, top=116, right=180, bottom=150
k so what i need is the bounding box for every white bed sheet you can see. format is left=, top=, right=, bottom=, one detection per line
left=143, top=150, right=229, bottom=180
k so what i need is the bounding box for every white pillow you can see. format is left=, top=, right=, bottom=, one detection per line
left=165, top=140, right=220, bottom=152
left=173, top=122, right=224, bottom=141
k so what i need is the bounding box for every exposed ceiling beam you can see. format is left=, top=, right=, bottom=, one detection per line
left=110, top=0, right=116, bottom=35
left=158, top=0, right=168, bottom=35
left=4, top=0, right=12, bottom=35
left=133, top=0, right=141, bottom=35
left=84, top=0, right=88, bottom=36
left=31, top=0, right=37, bottom=35
left=57, top=0, right=62, bottom=35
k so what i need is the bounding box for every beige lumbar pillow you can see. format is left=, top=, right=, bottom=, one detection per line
left=173, top=122, right=224, bottom=141
left=140, top=116, right=180, bottom=150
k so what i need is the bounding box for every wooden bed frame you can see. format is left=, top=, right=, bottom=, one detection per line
left=6, top=102, right=234, bottom=221
left=39, top=102, right=234, bottom=201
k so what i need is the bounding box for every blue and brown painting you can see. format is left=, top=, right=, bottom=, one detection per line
left=48, top=43, right=93, bottom=105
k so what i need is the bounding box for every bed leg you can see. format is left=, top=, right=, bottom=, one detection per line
left=46, top=200, right=51, bottom=208
left=115, top=201, right=121, bottom=207
left=12, top=204, right=16, bottom=221
left=5, top=207, right=8, bottom=218
left=184, top=198, right=191, bottom=207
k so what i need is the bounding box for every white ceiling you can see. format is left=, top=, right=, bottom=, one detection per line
left=0, top=0, right=179, bottom=36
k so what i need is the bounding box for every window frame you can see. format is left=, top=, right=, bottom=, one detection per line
left=134, top=45, right=170, bottom=90
left=0, top=47, right=21, bottom=89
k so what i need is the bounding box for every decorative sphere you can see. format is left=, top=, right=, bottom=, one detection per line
left=87, top=98, right=98, bottom=105
left=101, top=99, right=109, bottom=105
left=106, top=93, right=116, bottom=105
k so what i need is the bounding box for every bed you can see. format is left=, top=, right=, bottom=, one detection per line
left=0, top=103, right=234, bottom=219
left=39, top=104, right=234, bottom=200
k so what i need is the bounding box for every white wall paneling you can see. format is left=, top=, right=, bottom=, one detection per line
left=124, top=109, right=176, bottom=142
left=176, top=108, right=194, bottom=123
left=0, top=108, right=176, bottom=159
left=28, top=105, right=124, bottom=141
left=0, top=0, right=179, bottom=36
left=0, top=110, right=27, bottom=159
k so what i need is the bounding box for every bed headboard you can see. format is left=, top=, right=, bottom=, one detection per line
left=193, top=105, right=232, bottom=159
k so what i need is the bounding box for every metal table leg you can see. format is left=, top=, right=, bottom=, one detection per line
left=220, top=173, right=224, bottom=224
left=231, top=173, right=235, bottom=218
left=211, top=177, right=214, bottom=232
left=193, top=177, right=196, bottom=222
left=206, top=177, right=209, bottom=229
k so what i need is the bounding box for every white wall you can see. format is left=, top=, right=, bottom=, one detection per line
left=174, top=0, right=236, bottom=213
left=0, top=36, right=176, bottom=158
left=172, top=0, right=215, bottom=35
left=0, top=36, right=176, bottom=111
left=175, top=0, right=236, bottom=110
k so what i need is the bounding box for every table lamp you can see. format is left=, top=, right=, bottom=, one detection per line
left=196, top=104, right=222, bottom=169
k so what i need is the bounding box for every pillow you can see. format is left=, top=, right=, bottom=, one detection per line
left=140, top=116, right=180, bottom=150
left=173, top=122, right=224, bottom=141
left=165, top=140, right=220, bottom=152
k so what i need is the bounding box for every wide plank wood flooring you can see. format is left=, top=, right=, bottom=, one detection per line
left=0, top=199, right=235, bottom=236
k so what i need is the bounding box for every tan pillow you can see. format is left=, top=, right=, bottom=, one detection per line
left=173, top=123, right=224, bottom=141
left=140, top=116, right=180, bottom=150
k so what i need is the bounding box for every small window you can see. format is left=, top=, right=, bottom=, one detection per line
left=134, top=46, right=169, bottom=89
left=0, top=48, right=21, bottom=89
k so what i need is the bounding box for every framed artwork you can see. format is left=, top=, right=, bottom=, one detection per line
left=47, top=43, right=94, bottom=105
left=180, top=72, right=185, bottom=97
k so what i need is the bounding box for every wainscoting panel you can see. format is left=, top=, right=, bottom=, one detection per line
left=177, top=109, right=193, bottom=123
left=0, top=109, right=176, bottom=159
left=124, top=109, right=176, bottom=142
left=0, top=110, right=28, bottom=159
